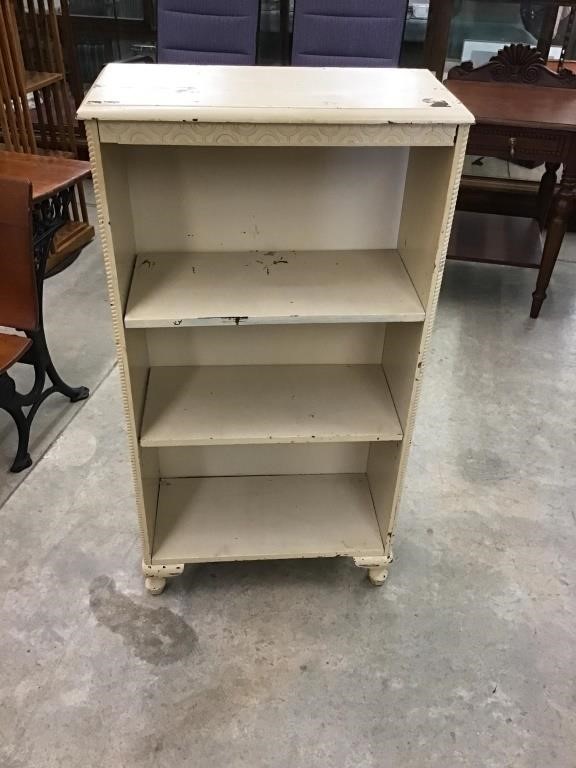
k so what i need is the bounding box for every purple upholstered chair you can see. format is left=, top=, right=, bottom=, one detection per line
left=292, top=0, right=408, bottom=67
left=157, top=0, right=260, bottom=65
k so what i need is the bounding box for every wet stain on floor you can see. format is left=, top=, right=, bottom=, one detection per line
left=89, top=576, right=197, bottom=665
left=458, top=449, right=512, bottom=484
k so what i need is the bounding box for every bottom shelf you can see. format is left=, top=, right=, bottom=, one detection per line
left=152, top=474, right=384, bottom=564
left=448, top=211, right=542, bottom=268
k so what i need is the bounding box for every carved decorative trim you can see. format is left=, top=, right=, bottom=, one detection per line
left=448, top=44, right=576, bottom=88
left=85, top=122, right=152, bottom=563
left=386, top=125, right=470, bottom=542
left=97, top=121, right=457, bottom=147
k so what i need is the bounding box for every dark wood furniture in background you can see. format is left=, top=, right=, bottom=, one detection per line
left=58, top=0, right=156, bottom=89
left=424, top=0, right=576, bottom=80
left=0, top=0, right=37, bottom=153
left=64, top=0, right=156, bottom=57
left=446, top=44, right=576, bottom=317
left=424, top=0, right=455, bottom=78
left=13, top=0, right=79, bottom=156
left=0, top=0, right=94, bottom=275
left=0, top=151, right=91, bottom=471
left=0, top=178, right=37, bottom=472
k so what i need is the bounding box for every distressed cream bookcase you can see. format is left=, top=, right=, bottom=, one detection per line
left=78, top=64, right=473, bottom=594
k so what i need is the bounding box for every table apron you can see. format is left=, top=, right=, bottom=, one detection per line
left=467, top=125, right=570, bottom=163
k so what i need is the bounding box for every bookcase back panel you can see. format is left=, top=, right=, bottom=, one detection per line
left=121, top=145, right=408, bottom=253
left=155, top=443, right=371, bottom=477
left=145, top=324, right=387, bottom=366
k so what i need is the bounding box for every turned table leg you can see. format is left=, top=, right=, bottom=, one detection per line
left=537, top=161, right=560, bottom=231
left=531, top=162, right=575, bottom=318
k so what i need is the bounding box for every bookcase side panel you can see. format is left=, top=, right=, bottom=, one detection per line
left=86, top=124, right=158, bottom=562
left=368, top=127, right=469, bottom=542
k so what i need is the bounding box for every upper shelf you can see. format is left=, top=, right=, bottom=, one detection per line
left=124, top=250, right=425, bottom=328
left=77, top=64, right=474, bottom=126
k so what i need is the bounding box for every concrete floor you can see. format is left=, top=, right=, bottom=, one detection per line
left=1, top=234, right=576, bottom=766
left=0, top=190, right=115, bottom=504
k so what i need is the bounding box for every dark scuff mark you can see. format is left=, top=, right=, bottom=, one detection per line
left=423, top=98, right=450, bottom=108
left=173, top=320, right=183, bottom=326
left=197, top=316, right=248, bottom=324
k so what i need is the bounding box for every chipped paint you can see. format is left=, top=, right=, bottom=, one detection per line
left=423, top=98, right=451, bottom=108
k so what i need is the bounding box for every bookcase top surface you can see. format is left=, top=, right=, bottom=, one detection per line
left=78, top=64, right=473, bottom=125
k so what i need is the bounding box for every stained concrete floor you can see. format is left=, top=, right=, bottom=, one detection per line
left=1, top=235, right=576, bottom=767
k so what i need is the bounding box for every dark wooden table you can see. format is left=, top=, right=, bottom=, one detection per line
left=0, top=150, right=91, bottom=411
left=446, top=48, right=576, bottom=318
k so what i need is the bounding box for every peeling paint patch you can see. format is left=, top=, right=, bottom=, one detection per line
left=423, top=98, right=450, bottom=108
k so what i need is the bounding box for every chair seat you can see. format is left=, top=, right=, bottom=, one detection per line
left=0, top=150, right=90, bottom=202
left=0, top=333, right=31, bottom=374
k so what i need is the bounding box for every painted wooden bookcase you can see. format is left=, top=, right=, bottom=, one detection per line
left=79, top=64, right=473, bottom=594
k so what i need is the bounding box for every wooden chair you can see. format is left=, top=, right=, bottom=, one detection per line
left=0, top=177, right=37, bottom=472
left=0, top=0, right=94, bottom=276
left=0, top=0, right=36, bottom=152
left=12, top=0, right=78, bottom=156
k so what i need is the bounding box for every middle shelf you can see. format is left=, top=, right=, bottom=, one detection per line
left=140, top=364, right=403, bottom=447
